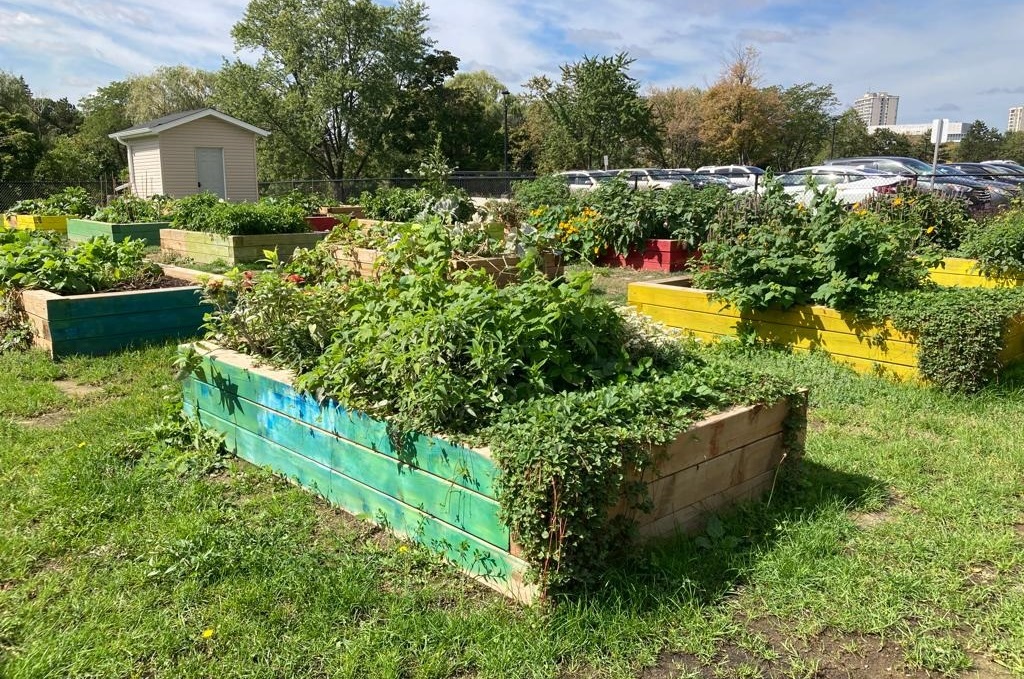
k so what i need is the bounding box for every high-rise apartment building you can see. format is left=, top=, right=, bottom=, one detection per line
left=1009, top=106, right=1024, bottom=133
left=854, top=92, right=899, bottom=126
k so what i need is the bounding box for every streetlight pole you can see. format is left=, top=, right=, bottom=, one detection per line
left=829, top=115, right=840, bottom=160
left=501, top=90, right=510, bottom=175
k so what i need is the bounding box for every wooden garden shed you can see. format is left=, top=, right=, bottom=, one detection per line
left=110, top=109, right=269, bottom=202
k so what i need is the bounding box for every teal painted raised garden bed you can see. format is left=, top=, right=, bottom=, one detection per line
left=67, top=218, right=169, bottom=246
left=181, top=342, right=803, bottom=603
left=20, top=265, right=215, bottom=358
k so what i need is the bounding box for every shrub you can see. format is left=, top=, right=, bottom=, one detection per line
left=694, top=181, right=937, bottom=311
left=959, top=201, right=1024, bottom=276
left=6, top=187, right=94, bottom=218
left=511, top=175, right=572, bottom=213
left=169, top=193, right=309, bottom=236
left=861, top=186, right=973, bottom=252
left=91, top=195, right=171, bottom=223
left=359, top=186, right=475, bottom=224
left=0, top=230, right=161, bottom=294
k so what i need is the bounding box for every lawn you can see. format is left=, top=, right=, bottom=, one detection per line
left=1, top=308, right=1024, bottom=677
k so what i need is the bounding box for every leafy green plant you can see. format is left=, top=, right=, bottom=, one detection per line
left=0, top=230, right=161, bottom=294
left=959, top=200, right=1024, bottom=277
left=91, top=195, right=169, bottom=223
left=511, top=175, right=572, bottom=214
left=170, top=193, right=309, bottom=236
left=0, top=288, right=31, bottom=353
left=867, top=286, right=1024, bottom=392
left=6, top=187, right=94, bottom=218
left=862, top=186, right=973, bottom=252
left=694, top=181, right=938, bottom=311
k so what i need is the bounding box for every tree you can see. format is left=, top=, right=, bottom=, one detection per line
left=647, top=86, right=705, bottom=168
left=1001, top=132, right=1024, bottom=164
left=769, top=83, right=837, bottom=170
left=78, top=80, right=133, bottom=177
left=0, top=71, right=32, bottom=116
left=216, top=0, right=457, bottom=183
left=33, top=135, right=102, bottom=181
left=0, top=113, right=43, bottom=180
left=823, top=109, right=873, bottom=160
left=957, top=120, right=1004, bottom=162
left=32, top=97, right=83, bottom=141
left=867, top=128, right=914, bottom=157
left=525, top=52, right=661, bottom=171
left=433, top=71, right=508, bottom=171
left=125, top=66, right=217, bottom=124
left=699, top=46, right=784, bottom=167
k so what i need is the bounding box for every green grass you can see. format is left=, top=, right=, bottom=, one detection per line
left=1, top=341, right=1024, bottom=677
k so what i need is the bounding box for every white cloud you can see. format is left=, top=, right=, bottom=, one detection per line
left=2, top=0, right=1022, bottom=128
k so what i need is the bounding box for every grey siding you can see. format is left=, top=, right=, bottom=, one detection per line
left=158, top=117, right=260, bottom=201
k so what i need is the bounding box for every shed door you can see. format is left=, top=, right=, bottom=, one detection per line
left=195, top=147, right=226, bottom=199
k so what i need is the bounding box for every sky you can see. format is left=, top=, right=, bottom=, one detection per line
left=1, top=0, right=1023, bottom=130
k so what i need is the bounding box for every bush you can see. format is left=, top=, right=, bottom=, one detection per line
left=511, top=175, right=572, bottom=213
left=0, top=230, right=161, bottom=294
left=359, top=186, right=475, bottom=224
left=959, top=201, right=1024, bottom=276
left=694, top=181, right=937, bottom=311
left=169, top=193, right=309, bottom=236
left=6, top=187, right=94, bottom=218
left=862, top=186, right=973, bottom=252
left=91, top=195, right=171, bottom=223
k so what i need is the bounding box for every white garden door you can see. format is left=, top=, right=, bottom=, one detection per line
left=195, top=147, right=226, bottom=198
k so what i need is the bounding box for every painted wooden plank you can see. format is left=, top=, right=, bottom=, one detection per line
left=40, top=287, right=206, bottom=322
left=188, top=346, right=499, bottom=496
left=47, top=325, right=203, bottom=357
left=628, top=281, right=913, bottom=342
left=635, top=302, right=919, bottom=366
left=46, top=306, right=207, bottom=342
left=13, top=215, right=69, bottom=233
left=67, top=219, right=167, bottom=245
left=190, top=405, right=534, bottom=602
left=652, top=399, right=790, bottom=479
left=183, top=377, right=509, bottom=548
left=928, top=257, right=1024, bottom=289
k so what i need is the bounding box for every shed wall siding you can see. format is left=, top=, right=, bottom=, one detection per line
left=129, top=138, right=163, bottom=198
left=159, top=118, right=260, bottom=201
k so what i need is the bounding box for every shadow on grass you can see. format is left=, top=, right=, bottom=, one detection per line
left=562, top=459, right=883, bottom=612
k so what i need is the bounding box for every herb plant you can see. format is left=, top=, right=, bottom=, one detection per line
left=170, top=192, right=309, bottom=236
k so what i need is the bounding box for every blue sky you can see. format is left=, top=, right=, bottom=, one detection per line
left=2, top=0, right=1023, bottom=130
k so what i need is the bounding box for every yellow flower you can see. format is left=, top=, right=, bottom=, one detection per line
left=398, top=545, right=410, bottom=554
left=852, top=202, right=862, bottom=211
left=78, top=442, right=86, bottom=448
left=926, top=226, right=936, bottom=234
left=892, top=196, right=904, bottom=206
left=201, top=628, right=215, bottom=639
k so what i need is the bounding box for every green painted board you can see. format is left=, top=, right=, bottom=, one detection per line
left=189, top=403, right=526, bottom=586
left=51, top=325, right=202, bottom=357
left=191, top=353, right=499, bottom=496
left=67, top=219, right=168, bottom=246
left=43, top=288, right=207, bottom=322
left=47, top=305, right=208, bottom=342
left=184, top=377, right=508, bottom=547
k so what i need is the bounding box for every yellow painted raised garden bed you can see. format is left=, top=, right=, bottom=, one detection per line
left=628, top=276, right=1024, bottom=379
left=9, top=214, right=71, bottom=233
left=927, top=257, right=1024, bottom=289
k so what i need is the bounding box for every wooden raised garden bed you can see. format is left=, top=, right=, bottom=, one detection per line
left=927, top=257, right=1024, bottom=288
left=7, top=214, right=71, bottom=234
left=19, top=265, right=216, bottom=358
left=330, top=245, right=563, bottom=285
left=181, top=342, right=804, bottom=603
left=160, top=228, right=327, bottom=265
left=628, top=276, right=1024, bottom=379
left=67, top=218, right=169, bottom=246
left=598, top=239, right=695, bottom=273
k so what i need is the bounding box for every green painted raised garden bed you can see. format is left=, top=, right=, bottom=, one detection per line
left=181, top=342, right=804, bottom=603
left=67, top=219, right=169, bottom=246
left=160, top=228, right=327, bottom=265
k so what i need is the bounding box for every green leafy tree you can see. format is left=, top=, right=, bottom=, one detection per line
left=867, top=127, right=914, bottom=157
left=823, top=109, right=874, bottom=159
left=77, top=80, right=133, bottom=177
left=769, top=83, right=837, bottom=170
left=432, top=70, right=508, bottom=171
left=957, top=120, right=1004, bottom=162
left=1001, top=131, right=1024, bottom=164
left=0, top=71, right=32, bottom=116
left=125, top=66, right=217, bottom=124
left=33, top=135, right=103, bottom=181
left=525, top=52, right=662, bottom=170
left=0, top=113, right=43, bottom=180
left=216, top=0, right=456, bottom=184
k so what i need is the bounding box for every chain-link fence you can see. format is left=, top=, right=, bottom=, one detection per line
left=259, top=173, right=536, bottom=202
left=0, top=179, right=112, bottom=212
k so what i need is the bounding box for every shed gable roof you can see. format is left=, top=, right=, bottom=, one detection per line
left=109, top=108, right=270, bottom=141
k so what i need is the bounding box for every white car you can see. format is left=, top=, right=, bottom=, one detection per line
left=734, top=166, right=908, bottom=206
left=694, top=165, right=765, bottom=188
left=617, top=168, right=683, bottom=190
left=556, top=170, right=617, bottom=192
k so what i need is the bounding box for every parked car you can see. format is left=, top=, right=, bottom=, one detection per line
left=694, top=165, right=765, bottom=188
left=947, top=163, right=1024, bottom=187
left=664, top=170, right=732, bottom=189
left=611, top=168, right=684, bottom=190
left=983, top=160, right=1024, bottom=172
left=825, top=157, right=1000, bottom=208
left=734, top=166, right=907, bottom=206
left=556, top=170, right=618, bottom=192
